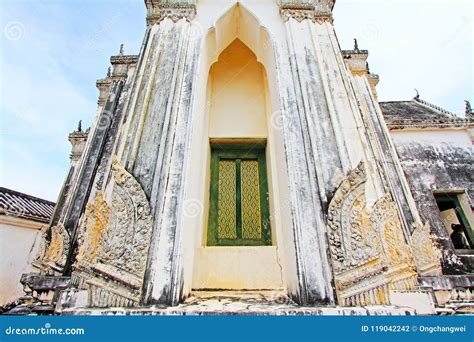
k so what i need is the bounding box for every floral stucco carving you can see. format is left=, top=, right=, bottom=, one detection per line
left=76, top=192, right=110, bottom=264
left=327, top=161, right=374, bottom=273
left=72, top=156, right=154, bottom=307
left=410, top=222, right=442, bottom=276
left=43, top=224, right=70, bottom=268
left=96, top=156, right=154, bottom=276
left=280, top=8, right=333, bottom=24
left=370, top=193, right=414, bottom=268
left=146, top=5, right=196, bottom=25
left=327, top=162, right=417, bottom=306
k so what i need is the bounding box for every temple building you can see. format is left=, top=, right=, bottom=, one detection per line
left=10, top=0, right=473, bottom=315
left=0, top=187, right=55, bottom=308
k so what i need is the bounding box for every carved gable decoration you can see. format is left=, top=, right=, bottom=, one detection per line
left=72, top=156, right=154, bottom=307
left=327, top=162, right=417, bottom=306
left=96, top=157, right=153, bottom=276
left=327, top=162, right=377, bottom=273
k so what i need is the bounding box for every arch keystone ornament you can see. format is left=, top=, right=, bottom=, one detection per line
left=327, top=162, right=418, bottom=306
left=71, top=156, right=154, bottom=307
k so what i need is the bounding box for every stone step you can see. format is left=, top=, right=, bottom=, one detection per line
left=60, top=290, right=416, bottom=315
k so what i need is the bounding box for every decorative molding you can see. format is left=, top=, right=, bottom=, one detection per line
left=385, top=119, right=472, bottom=131
left=96, top=156, right=153, bottom=277
left=146, top=4, right=196, bottom=26
left=327, top=162, right=375, bottom=273
left=414, top=96, right=457, bottom=117
left=385, top=96, right=473, bottom=130
left=371, top=193, right=414, bottom=268
left=110, top=55, right=139, bottom=65
left=76, top=192, right=110, bottom=264
left=280, top=6, right=333, bottom=24
left=72, top=156, right=154, bottom=307
left=314, top=10, right=334, bottom=24
left=68, top=130, right=89, bottom=162
left=42, top=224, right=70, bottom=268
left=327, top=162, right=418, bottom=306
left=410, top=222, right=442, bottom=276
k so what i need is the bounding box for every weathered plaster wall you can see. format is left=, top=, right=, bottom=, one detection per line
left=390, top=129, right=474, bottom=273
left=192, top=247, right=283, bottom=289
left=0, top=217, right=42, bottom=305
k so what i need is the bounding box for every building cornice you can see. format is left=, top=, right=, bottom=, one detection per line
left=0, top=214, right=47, bottom=230
left=110, top=55, right=139, bottom=66
left=386, top=119, right=473, bottom=131
left=145, top=2, right=196, bottom=26
left=278, top=1, right=334, bottom=23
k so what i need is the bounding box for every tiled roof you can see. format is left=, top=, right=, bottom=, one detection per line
left=0, top=187, right=55, bottom=223
left=380, top=98, right=472, bottom=130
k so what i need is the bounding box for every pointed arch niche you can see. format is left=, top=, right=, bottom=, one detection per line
left=179, top=2, right=297, bottom=297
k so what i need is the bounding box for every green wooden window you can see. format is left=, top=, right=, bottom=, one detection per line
left=208, top=144, right=271, bottom=246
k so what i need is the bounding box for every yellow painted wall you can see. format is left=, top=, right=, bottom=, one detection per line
left=209, top=39, right=268, bottom=138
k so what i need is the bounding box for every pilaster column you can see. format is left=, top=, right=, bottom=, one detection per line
left=68, top=124, right=88, bottom=164
left=113, top=1, right=201, bottom=305
left=342, top=43, right=422, bottom=237
left=276, top=3, right=341, bottom=305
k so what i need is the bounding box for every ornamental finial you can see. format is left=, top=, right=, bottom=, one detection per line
left=354, top=38, right=359, bottom=51
left=77, top=120, right=82, bottom=132
left=414, top=89, right=420, bottom=100
left=465, top=100, right=473, bottom=119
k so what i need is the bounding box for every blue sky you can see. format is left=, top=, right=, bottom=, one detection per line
left=0, top=0, right=472, bottom=201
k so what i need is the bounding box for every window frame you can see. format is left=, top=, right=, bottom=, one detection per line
left=433, top=191, right=474, bottom=250
left=208, top=141, right=271, bottom=247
